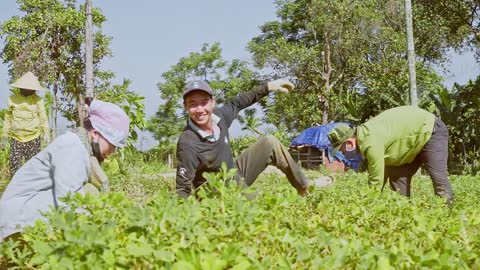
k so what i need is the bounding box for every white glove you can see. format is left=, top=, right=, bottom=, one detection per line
left=310, top=175, right=335, bottom=189
left=267, top=79, right=295, bottom=93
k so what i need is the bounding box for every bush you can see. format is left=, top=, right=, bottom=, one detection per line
left=230, top=136, right=258, bottom=157
left=1, top=165, right=479, bottom=269
left=0, top=147, right=10, bottom=194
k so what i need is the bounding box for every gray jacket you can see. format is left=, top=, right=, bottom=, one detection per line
left=0, top=131, right=91, bottom=240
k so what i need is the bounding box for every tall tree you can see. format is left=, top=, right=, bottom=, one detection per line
left=405, top=0, right=418, bottom=106
left=1, top=0, right=146, bottom=143
left=249, top=0, right=478, bottom=132
left=431, top=76, right=480, bottom=174
left=0, top=0, right=111, bottom=126
left=95, top=71, right=146, bottom=146
left=413, top=0, right=480, bottom=62
left=84, top=0, right=94, bottom=125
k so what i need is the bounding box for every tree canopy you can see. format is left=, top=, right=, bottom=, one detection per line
left=247, top=0, right=478, bottom=132
left=0, top=0, right=145, bottom=143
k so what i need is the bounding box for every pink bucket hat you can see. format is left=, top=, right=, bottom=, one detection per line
left=88, top=100, right=130, bottom=147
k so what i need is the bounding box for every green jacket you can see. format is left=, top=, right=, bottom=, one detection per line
left=2, top=92, right=49, bottom=142
left=356, top=106, right=436, bottom=187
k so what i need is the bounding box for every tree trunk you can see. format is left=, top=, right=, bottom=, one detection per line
left=321, top=36, right=332, bottom=124
left=405, top=0, right=418, bottom=106
left=322, top=96, right=329, bottom=125
left=77, top=92, right=85, bottom=127
left=77, top=71, right=86, bottom=126
left=85, top=0, right=94, bottom=99
left=167, top=154, right=173, bottom=168
left=50, top=82, right=58, bottom=138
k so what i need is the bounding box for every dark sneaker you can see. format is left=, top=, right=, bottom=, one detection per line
left=298, top=185, right=309, bottom=196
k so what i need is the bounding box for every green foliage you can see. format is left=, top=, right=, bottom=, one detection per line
left=237, top=108, right=262, bottom=136
left=431, top=76, right=480, bottom=174
left=230, top=136, right=258, bottom=158
left=0, top=108, right=4, bottom=142
left=0, top=0, right=141, bottom=126
left=102, top=147, right=172, bottom=203
left=95, top=73, right=146, bottom=145
left=413, top=0, right=480, bottom=61
left=0, top=146, right=9, bottom=192
left=354, top=63, right=444, bottom=123
left=0, top=110, right=9, bottom=188
left=2, top=166, right=480, bottom=269
left=141, top=143, right=177, bottom=167
left=1, top=1, right=146, bottom=136
left=230, top=127, right=293, bottom=159
left=248, top=0, right=474, bottom=132
left=249, top=0, right=392, bottom=129
left=267, top=124, right=294, bottom=147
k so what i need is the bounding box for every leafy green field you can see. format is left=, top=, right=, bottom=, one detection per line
left=1, top=160, right=479, bottom=269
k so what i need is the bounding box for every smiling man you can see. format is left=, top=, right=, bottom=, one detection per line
left=175, top=79, right=333, bottom=198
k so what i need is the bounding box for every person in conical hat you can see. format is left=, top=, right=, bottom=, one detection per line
left=1, top=71, right=50, bottom=177
left=0, top=97, right=130, bottom=241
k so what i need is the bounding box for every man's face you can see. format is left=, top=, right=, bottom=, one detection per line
left=338, top=138, right=364, bottom=171
left=20, top=89, right=35, bottom=96
left=340, top=138, right=360, bottom=159
left=184, top=90, right=215, bottom=130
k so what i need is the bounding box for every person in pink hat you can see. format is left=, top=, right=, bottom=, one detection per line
left=0, top=98, right=130, bottom=241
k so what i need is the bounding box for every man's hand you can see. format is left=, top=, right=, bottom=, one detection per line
left=267, top=79, right=295, bottom=93
left=90, top=156, right=110, bottom=192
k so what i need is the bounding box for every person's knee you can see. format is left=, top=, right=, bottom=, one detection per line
left=259, top=135, right=282, bottom=149
left=428, top=171, right=449, bottom=185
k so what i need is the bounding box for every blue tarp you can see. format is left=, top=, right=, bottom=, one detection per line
left=290, top=122, right=351, bottom=150
left=290, top=122, right=363, bottom=171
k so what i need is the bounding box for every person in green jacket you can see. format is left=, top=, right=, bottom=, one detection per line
left=327, top=106, right=453, bottom=204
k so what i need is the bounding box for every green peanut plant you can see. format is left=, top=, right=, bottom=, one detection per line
left=1, top=167, right=480, bottom=269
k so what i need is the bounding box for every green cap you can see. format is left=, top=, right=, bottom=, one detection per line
left=328, top=124, right=355, bottom=156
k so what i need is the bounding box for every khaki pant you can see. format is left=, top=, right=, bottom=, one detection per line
left=235, top=135, right=309, bottom=192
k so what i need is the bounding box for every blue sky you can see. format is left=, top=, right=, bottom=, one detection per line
left=1, top=1, right=479, bottom=148
left=0, top=1, right=278, bottom=112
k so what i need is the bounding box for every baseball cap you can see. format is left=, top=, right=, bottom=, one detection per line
left=182, top=80, right=213, bottom=99
left=328, top=124, right=355, bottom=156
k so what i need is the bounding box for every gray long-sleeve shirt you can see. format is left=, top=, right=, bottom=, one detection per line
left=175, top=83, right=269, bottom=198
left=0, top=131, right=91, bottom=240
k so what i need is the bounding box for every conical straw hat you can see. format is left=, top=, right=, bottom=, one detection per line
left=11, top=71, right=44, bottom=91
